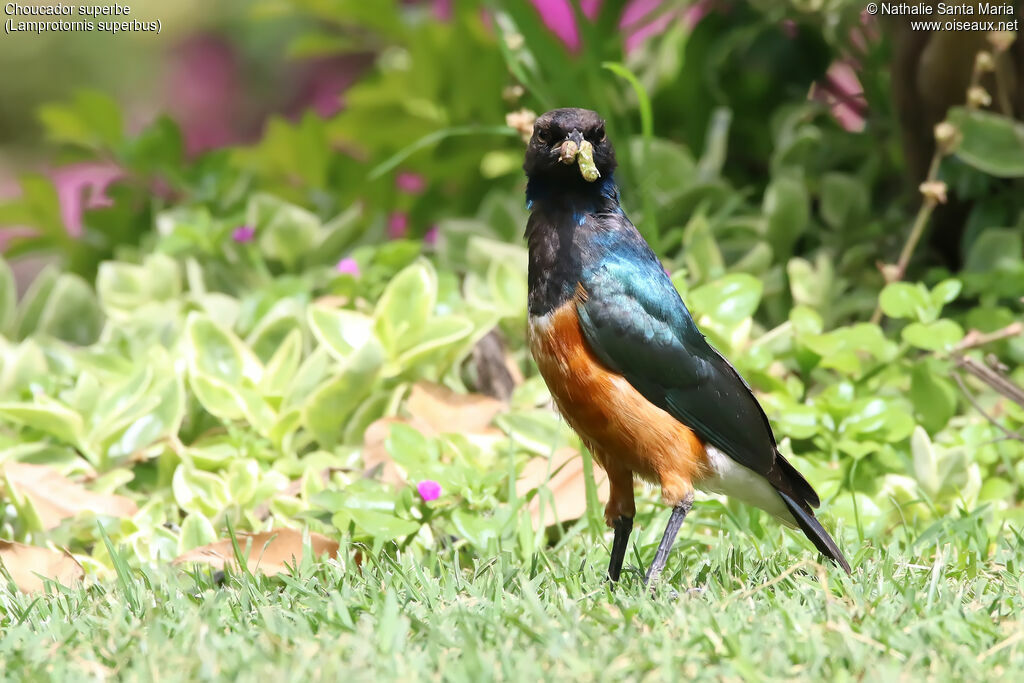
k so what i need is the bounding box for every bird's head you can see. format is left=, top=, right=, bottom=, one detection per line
left=523, top=108, right=617, bottom=187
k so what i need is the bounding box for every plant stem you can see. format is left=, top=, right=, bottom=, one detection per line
left=870, top=150, right=942, bottom=325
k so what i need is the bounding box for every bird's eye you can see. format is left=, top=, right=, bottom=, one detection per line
left=536, top=128, right=551, bottom=143
left=592, top=125, right=606, bottom=142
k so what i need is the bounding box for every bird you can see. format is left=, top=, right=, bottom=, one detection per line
left=522, top=108, right=851, bottom=585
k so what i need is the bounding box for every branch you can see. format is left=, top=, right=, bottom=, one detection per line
left=952, top=372, right=1024, bottom=441
left=952, top=322, right=1024, bottom=353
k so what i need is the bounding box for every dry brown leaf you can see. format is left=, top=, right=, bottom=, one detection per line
left=362, top=417, right=411, bottom=487
left=362, top=383, right=505, bottom=487
left=406, top=381, right=504, bottom=435
left=516, top=448, right=609, bottom=530
left=0, top=540, right=84, bottom=592
left=2, top=463, right=138, bottom=530
left=172, top=528, right=339, bottom=576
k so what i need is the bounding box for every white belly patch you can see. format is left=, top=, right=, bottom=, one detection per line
left=697, top=445, right=796, bottom=527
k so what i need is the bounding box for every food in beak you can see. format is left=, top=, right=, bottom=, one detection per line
left=559, top=139, right=579, bottom=165
left=557, top=138, right=600, bottom=182
left=577, top=139, right=600, bottom=182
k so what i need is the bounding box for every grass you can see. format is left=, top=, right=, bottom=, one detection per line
left=2, top=506, right=1022, bottom=682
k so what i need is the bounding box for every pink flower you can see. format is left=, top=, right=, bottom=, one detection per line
left=530, top=0, right=599, bottom=51
left=335, top=257, right=360, bottom=276
left=396, top=171, right=426, bottom=194
left=51, top=162, right=122, bottom=237
left=387, top=211, right=409, bottom=239
left=417, top=480, right=442, bottom=502
left=232, top=225, right=256, bottom=243
left=424, top=224, right=439, bottom=246
left=432, top=0, right=452, bottom=21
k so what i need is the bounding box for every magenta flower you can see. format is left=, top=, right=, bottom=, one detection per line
left=530, top=0, right=597, bottom=51
left=335, top=257, right=361, bottom=276
left=387, top=211, right=409, bottom=239
left=51, top=162, right=122, bottom=237
left=424, top=224, right=440, bottom=247
left=433, top=0, right=452, bottom=21
left=417, top=480, right=442, bottom=502
left=396, top=171, right=427, bottom=194
left=232, top=225, right=256, bottom=243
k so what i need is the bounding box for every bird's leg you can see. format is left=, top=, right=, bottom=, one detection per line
left=644, top=491, right=694, bottom=587
left=607, top=515, right=633, bottom=582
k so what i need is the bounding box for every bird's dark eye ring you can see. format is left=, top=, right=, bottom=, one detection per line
left=593, top=125, right=606, bottom=142
left=536, top=128, right=550, bottom=143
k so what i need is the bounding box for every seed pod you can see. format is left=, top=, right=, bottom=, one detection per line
left=577, top=140, right=600, bottom=182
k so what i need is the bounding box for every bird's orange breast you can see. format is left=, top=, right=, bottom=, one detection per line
left=528, top=300, right=709, bottom=502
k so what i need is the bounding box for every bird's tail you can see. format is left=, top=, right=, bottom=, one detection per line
left=778, top=490, right=851, bottom=574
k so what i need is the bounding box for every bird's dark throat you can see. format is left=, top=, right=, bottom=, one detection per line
left=525, top=174, right=623, bottom=317
left=525, top=172, right=620, bottom=219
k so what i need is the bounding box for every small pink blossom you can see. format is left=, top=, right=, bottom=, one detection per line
left=232, top=225, right=256, bottom=243
left=51, top=162, right=122, bottom=237
left=396, top=171, right=427, bottom=194
left=433, top=0, right=452, bottom=21
left=387, top=211, right=409, bottom=239
left=417, top=480, right=442, bottom=502
left=335, top=257, right=360, bottom=276
left=424, top=224, right=440, bottom=246
left=530, top=0, right=599, bottom=51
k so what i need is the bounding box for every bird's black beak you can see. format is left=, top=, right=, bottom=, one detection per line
left=558, top=129, right=585, bottom=165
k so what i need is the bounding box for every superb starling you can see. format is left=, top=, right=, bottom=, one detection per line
left=523, top=108, right=851, bottom=584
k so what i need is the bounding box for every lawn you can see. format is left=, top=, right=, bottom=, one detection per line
left=3, top=507, right=1022, bottom=681
left=1, top=2, right=1023, bottom=681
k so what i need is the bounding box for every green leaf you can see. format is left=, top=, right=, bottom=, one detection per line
left=496, top=411, right=568, bottom=456
left=803, top=324, right=898, bottom=374
left=37, top=89, right=124, bottom=150
left=35, top=274, right=103, bottom=345
left=964, top=229, right=1023, bottom=273
left=106, top=374, right=185, bottom=460
left=682, top=213, right=724, bottom=284
left=762, top=176, right=809, bottom=257
left=340, top=509, right=420, bottom=542
left=173, top=465, right=229, bottom=517
left=787, top=255, right=833, bottom=311
left=0, top=339, right=50, bottom=396
left=394, top=316, right=475, bottom=369
left=302, top=341, right=385, bottom=446
left=0, top=398, right=86, bottom=451
left=911, top=426, right=939, bottom=496
left=308, top=306, right=377, bottom=361
left=451, top=508, right=501, bottom=550
left=178, top=513, right=218, bottom=554
left=248, top=194, right=321, bottom=270
left=688, top=274, right=763, bottom=325
left=789, top=305, right=823, bottom=336
left=0, top=257, right=16, bottom=336
left=947, top=106, right=1024, bottom=177
left=247, top=305, right=304, bottom=363
left=486, top=259, right=527, bottom=318
left=259, top=329, right=303, bottom=398
left=96, top=254, right=181, bottom=316
left=841, top=398, right=915, bottom=442
left=910, top=362, right=957, bottom=433
left=879, top=282, right=933, bottom=322
left=902, top=320, right=965, bottom=351
left=930, top=279, right=962, bottom=307
left=190, top=373, right=248, bottom=422
left=185, top=313, right=262, bottom=385
left=15, top=265, right=59, bottom=339
left=819, top=173, right=868, bottom=230
left=375, top=260, right=437, bottom=353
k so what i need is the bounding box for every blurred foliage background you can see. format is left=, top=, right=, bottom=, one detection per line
left=0, top=0, right=1022, bottom=579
